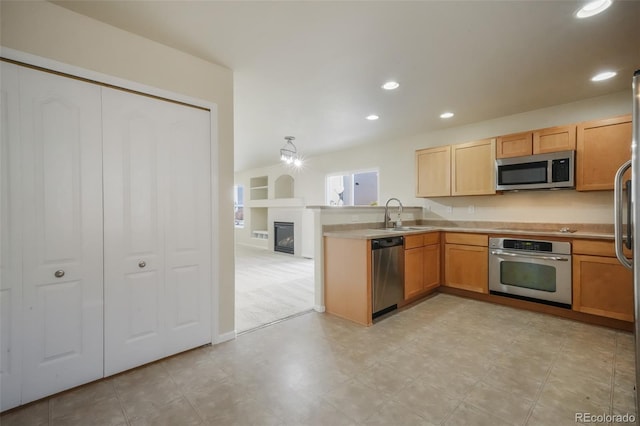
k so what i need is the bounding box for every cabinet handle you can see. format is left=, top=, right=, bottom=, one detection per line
left=138, top=261, right=146, bottom=268
left=54, top=270, right=65, bottom=278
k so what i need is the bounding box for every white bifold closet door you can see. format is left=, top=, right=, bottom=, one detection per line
left=1, top=61, right=23, bottom=412
left=102, top=88, right=212, bottom=376
left=0, top=62, right=104, bottom=409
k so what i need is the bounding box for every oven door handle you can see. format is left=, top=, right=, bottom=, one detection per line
left=490, top=250, right=569, bottom=262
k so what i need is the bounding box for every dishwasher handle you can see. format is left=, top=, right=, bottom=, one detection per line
left=372, top=236, right=404, bottom=250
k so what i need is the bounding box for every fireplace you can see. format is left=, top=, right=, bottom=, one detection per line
left=274, top=222, right=294, bottom=254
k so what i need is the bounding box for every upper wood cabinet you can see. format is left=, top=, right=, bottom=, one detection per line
left=416, top=145, right=451, bottom=197
left=533, top=125, right=576, bottom=154
left=576, top=115, right=632, bottom=191
left=451, top=138, right=496, bottom=196
left=416, top=139, right=495, bottom=197
left=497, top=125, right=576, bottom=159
left=496, top=132, right=533, bottom=158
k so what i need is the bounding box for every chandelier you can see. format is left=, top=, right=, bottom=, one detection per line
left=280, top=136, right=302, bottom=167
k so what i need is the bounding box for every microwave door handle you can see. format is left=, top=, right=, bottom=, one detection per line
left=614, top=160, right=633, bottom=269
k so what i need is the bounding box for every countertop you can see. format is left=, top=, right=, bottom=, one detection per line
left=323, top=224, right=615, bottom=241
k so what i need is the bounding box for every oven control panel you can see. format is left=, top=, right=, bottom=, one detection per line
left=489, top=237, right=571, bottom=255
left=503, top=239, right=553, bottom=252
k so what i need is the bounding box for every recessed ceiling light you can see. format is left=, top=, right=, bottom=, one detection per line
left=576, top=0, right=613, bottom=18
left=591, top=71, right=617, bottom=81
left=440, top=112, right=454, bottom=119
left=366, top=114, right=379, bottom=120
left=382, top=81, right=400, bottom=90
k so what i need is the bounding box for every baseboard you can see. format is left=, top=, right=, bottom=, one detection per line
left=213, top=330, right=236, bottom=344
left=314, top=305, right=326, bottom=313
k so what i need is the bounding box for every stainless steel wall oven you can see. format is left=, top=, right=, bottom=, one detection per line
left=489, top=237, right=572, bottom=308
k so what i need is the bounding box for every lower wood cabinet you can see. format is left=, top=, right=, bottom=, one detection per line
left=443, top=233, right=488, bottom=294
left=324, top=237, right=371, bottom=326
left=404, top=233, right=440, bottom=300
left=572, top=240, right=633, bottom=322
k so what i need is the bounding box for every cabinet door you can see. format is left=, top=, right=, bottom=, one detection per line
left=451, top=139, right=496, bottom=196
left=0, top=62, right=23, bottom=411
left=444, top=244, right=488, bottom=293
left=496, top=132, right=533, bottom=158
left=576, top=115, right=632, bottom=191
left=404, top=247, right=424, bottom=300
left=416, top=146, right=451, bottom=197
left=103, top=89, right=212, bottom=375
left=572, top=254, right=633, bottom=322
left=533, top=125, right=576, bottom=154
left=18, top=67, right=104, bottom=403
left=423, top=244, right=441, bottom=291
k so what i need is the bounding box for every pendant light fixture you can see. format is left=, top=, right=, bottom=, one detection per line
left=280, top=136, right=302, bottom=167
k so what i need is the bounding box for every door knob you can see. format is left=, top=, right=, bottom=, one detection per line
left=138, top=261, right=146, bottom=268
left=54, top=270, right=65, bottom=278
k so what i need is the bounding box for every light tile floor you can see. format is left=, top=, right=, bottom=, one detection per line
left=1, top=294, right=636, bottom=425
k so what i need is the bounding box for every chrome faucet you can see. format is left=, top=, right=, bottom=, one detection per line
left=384, top=198, right=404, bottom=229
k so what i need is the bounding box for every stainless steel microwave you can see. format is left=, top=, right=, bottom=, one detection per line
left=495, top=150, right=575, bottom=191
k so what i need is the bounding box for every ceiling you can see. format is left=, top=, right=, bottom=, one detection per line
left=54, top=0, right=640, bottom=172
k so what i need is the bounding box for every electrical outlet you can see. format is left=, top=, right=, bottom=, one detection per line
left=468, top=205, right=475, bottom=214
left=351, top=215, right=359, bottom=222
left=446, top=206, right=453, bottom=214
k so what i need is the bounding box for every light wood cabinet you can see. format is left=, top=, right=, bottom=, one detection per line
left=572, top=239, right=633, bottom=322
left=416, top=145, right=451, bottom=197
left=324, top=237, right=372, bottom=326
left=576, top=115, right=632, bottom=191
left=415, top=139, right=495, bottom=197
left=496, top=125, right=576, bottom=159
left=533, top=125, right=576, bottom=154
left=451, top=138, right=496, bottom=196
left=405, top=246, right=425, bottom=299
left=404, top=233, right=440, bottom=300
left=443, top=233, right=488, bottom=293
left=496, top=132, right=533, bottom=158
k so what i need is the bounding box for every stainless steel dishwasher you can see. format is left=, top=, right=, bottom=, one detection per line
left=371, top=236, right=404, bottom=319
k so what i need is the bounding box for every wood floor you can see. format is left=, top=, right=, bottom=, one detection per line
left=235, top=244, right=314, bottom=332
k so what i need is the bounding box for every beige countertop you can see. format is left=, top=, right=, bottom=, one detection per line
left=323, top=224, right=615, bottom=241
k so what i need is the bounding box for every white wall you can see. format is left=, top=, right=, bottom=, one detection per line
left=1, top=1, right=236, bottom=336
left=239, top=90, right=629, bottom=225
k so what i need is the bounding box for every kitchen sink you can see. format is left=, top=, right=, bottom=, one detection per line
left=382, top=226, right=435, bottom=231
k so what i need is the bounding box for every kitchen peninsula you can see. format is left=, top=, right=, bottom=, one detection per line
left=323, top=220, right=633, bottom=331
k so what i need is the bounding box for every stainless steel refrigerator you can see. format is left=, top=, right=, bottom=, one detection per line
left=614, top=69, right=640, bottom=417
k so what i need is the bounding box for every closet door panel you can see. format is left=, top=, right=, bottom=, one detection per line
left=164, top=105, right=211, bottom=352
left=18, top=67, right=103, bottom=403
left=0, top=62, right=23, bottom=411
left=103, top=88, right=165, bottom=376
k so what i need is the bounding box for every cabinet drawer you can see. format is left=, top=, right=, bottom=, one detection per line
left=423, top=232, right=440, bottom=246
left=405, top=234, right=424, bottom=250
left=573, top=239, right=632, bottom=258
left=445, top=233, right=487, bottom=246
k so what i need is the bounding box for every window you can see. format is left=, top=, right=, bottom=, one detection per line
left=234, top=185, right=244, bottom=227
left=326, top=170, right=379, bottom=206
